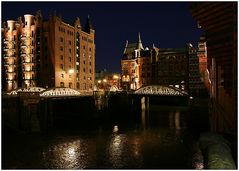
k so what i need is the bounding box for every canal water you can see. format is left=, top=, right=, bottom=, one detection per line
left=2, top=103, right=208, bottom=169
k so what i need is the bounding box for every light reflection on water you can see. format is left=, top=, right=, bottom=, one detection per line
left=40, top=110, right=190, bottom=169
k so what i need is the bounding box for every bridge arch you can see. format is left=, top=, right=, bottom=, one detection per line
left=39, top=87, right=81, bottom=97
left=134, top=85, right=188, bottom=96
left=109, top=85, right=120, bottom=92
left=7, top=87, right=46, bottom=95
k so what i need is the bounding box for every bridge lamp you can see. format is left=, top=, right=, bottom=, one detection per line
left=103, top=79, right=107, bottom=83
left=113, top=75, right=119, bottom=79
left=68, top=69, right=74, bottom=74
left=98, top=80, right=102, bottom=84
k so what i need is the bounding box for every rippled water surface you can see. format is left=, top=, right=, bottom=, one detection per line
left=3, top=109, right=195, bottom=169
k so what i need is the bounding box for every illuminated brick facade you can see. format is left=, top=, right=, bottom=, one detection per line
left=157, top=48, right=189, bottom=91
left=190, top=2, right=237, bottom=133
left=2, top=11, right=95, bottom=92
left=2, top=13, right=42, bottom=91
left=121, top=33, right=158, bottom=90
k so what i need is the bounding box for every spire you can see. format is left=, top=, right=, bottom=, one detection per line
left=137, top=32, right=144, bottom=50
left=84, top=15, right=94, bottom=33
left=153, top=43, right=156, bottom=49
left=123, top=40, right=129, bottom=54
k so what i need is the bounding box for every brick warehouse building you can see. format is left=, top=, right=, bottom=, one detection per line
left=121, top=33, right=208, bottom=92
left=190, top=2, right=237, bottom=134
left=2, top=11, right=95, bottom=92
left=121, top=33, right=159, bottom=90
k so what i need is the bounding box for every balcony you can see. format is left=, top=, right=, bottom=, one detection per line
left=22, top=61, right=34, bottom=65
left=6, top=71, right=16, bottom=74
left=5, top=40, right=16, bottom=44
left=3, top=47, right=9, bottom=51
left=4, top=63, right=16, bottom=66
left=20, top=36, right=26, bottom=40
left=23, top=70, right=34, bottom=73
left=3, top=54, right=11, bottom=58
left=4, top=48, right=16, bottom=52
left=21, top=45, right=27, bottom=48
left=23, top=77, right=36, bottom=80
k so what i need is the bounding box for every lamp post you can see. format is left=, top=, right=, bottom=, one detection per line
left=113, top=74, right=120, bottom=90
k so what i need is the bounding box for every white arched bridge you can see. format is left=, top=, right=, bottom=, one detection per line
left=134, top=85, right=188, bottom=96
left=7, top=87, right=92, bottom=97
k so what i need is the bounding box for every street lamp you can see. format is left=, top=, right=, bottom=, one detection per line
left=68, top=69, right=74, bottom=74
left=103, top=79, right=107, bottom=83
left=113, top=75, right=119, bottom=79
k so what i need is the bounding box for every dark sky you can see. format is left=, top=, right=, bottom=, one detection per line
left=2, top=1, right=203, bottom=73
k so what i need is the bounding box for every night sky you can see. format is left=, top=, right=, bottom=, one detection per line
left=2, top=1, right=203, bottom=73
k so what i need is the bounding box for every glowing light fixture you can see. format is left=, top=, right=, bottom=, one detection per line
left=68, top=69, right=74, bottom=74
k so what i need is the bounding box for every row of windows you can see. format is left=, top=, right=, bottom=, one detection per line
left=60, top=46, right=92, bottom=53
left=59, top=56, right=92, bottom=66
left=58, top=27, right=73, bottom=36
left=60, top=37, right=72, bottom=45
left=60, top=82, right=93, bottom=89
left=60, top=64, right=92, bottom=73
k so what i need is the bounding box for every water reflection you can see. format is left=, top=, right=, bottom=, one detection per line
left=169, top=111, right=182, bottom=129
left=109, top=133, right=125, bottom=168
left=43, top=139, right=90, bottom=169
left=38, top=108, right=189, bottom=169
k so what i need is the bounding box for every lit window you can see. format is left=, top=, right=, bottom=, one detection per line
left=60, top=82, right=64, bottom=87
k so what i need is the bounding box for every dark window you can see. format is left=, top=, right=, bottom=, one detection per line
left=61, top=74, right=64, bottom=78
left=69, top=57, right=71, bottom=62
left=69, top=40, right=71, bottom=45
left=69, top=49, right=71, bottom=53
left=61, top=64, right=64, bottom=69
left=60, top=46, right=63, bottom=51
left=61, top=55, right=63, bottom=60
left=60, top=37, right=63, bottom=42
left=77, top=82, right=80, bottom=89
left=69, top=82, right=72, bottom=88
left=60, top=82, right=64, bottom=87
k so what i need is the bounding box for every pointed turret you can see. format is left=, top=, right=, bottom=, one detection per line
left=74, top=17, right=81, bottom=29
left=123, top=40, right=129, bottom=54
left=137, top=32, right=144, bottom=50
left=84, top=15, right=94, bottom=33
left=153, top=43, right=156, bottom=49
